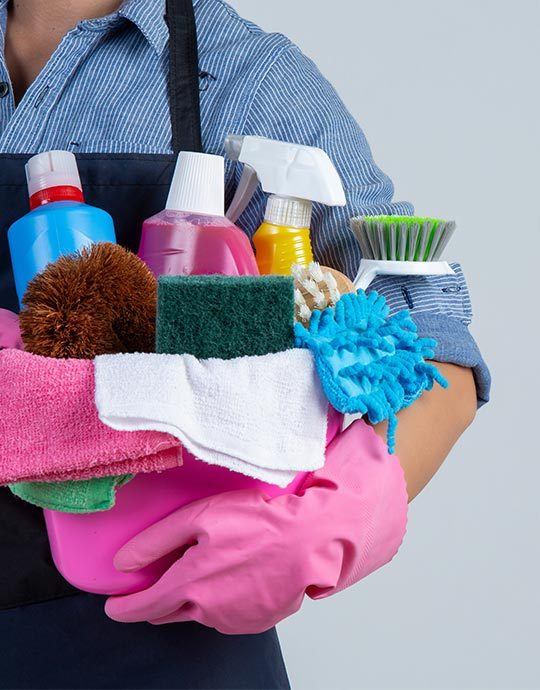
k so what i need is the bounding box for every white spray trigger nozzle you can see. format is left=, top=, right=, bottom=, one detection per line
left=225, top=134, right=346, bottom=223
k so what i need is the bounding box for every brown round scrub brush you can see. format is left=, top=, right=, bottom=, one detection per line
left=20, top=242, right=157, bottom=359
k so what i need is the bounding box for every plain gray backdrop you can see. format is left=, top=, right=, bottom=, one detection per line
left=226, top=1, right=539, bottom=689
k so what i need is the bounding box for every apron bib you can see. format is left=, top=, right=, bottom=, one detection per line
left=0, top=0, right=202, bottom=610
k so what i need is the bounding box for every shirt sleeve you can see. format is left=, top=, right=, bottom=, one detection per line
left=233, top=43, right=490, bottom=406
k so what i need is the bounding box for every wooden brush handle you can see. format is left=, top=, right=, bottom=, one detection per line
left=297, top=266, right=355, bottom=306
left=295, top=266, right=355, bottom=325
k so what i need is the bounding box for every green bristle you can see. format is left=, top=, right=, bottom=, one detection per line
left=156, top=275, right=296, bottom=360
left=351, top=216, right=455, bottom=262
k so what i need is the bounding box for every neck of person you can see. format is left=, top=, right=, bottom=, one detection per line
left=6, top=0, right=124, bottom=103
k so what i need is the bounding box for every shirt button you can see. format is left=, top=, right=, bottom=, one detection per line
left=0, top=82, right=9, bottom=98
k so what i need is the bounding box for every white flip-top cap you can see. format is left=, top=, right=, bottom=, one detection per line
left=166, top=152, right=225, bottom=216
left=25, top=150, right=82, bottom=198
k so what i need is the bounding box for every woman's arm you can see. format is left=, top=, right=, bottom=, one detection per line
left=236, top=40, right=490, bottom=497
left=371, top=363, right=477, bottom=501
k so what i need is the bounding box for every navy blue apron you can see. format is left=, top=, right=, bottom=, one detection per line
left=0, top=1, right=290, bottom=687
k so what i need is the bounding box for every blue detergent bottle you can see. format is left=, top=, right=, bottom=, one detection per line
left=8, top=150, right=116, bottom=306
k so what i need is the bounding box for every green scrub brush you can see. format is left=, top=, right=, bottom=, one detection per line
left=351, top=216, right=456, bottom=290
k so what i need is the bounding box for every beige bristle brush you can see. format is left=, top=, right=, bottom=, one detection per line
left=292, top=262, right=355, bottom=326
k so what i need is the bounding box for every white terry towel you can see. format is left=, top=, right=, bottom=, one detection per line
left=94, top=349, right=328, bottom=487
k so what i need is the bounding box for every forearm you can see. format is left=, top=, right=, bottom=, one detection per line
left=371, top=362, right=477, bottom=501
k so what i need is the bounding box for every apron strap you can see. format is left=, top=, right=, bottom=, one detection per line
left=165, top=0, right=203, bottom=154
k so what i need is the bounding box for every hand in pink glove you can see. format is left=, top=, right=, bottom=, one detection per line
left=106, top=419, right=408, bottom=634
left=0, top=308, right=23, bottom=350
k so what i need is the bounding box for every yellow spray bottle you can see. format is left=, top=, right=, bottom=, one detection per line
left=225, top=135, right=346, bottom=275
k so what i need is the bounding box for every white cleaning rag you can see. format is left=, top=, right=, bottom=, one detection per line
left=94, top=350, right=328, bottom=487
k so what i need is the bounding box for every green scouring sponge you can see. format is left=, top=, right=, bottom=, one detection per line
left=156, top=275, right=296, bottom=359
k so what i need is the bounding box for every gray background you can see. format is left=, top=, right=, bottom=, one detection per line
left=227, top=1, right=539, bottom=688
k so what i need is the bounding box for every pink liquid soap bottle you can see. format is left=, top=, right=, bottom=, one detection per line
left=44, top=152, right=313, bottom=596
left=138, top=151, right=259, bottom=277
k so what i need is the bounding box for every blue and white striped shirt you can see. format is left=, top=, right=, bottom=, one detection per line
left=0, top=0, right=489, bottom=402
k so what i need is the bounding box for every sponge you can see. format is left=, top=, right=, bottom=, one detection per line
left=156, top=275, right=295, bottom=359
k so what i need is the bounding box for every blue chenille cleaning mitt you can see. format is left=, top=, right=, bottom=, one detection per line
left=294, top=290, right=448, bottom=453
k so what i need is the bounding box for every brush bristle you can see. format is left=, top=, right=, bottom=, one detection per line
left=293, top=263, right=355, bottom=325
left=351, top=216, right=456, bottom=262
left=20, top=242, right=157, bottom=359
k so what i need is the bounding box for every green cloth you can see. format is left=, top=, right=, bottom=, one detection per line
left=9, top=475, right=133, bottom=513
left=156, top=275, right=296, bottom=359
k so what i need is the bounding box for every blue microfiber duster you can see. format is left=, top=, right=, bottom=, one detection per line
left=295, top=290, right=448, bottom=453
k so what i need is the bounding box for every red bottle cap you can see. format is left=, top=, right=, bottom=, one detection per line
left=29, top=185, right=84, bottom=210
left=26, top=151, right=84, bottom=210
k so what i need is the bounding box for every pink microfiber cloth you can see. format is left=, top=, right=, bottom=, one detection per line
left=0, top=349, right=182, bottom=485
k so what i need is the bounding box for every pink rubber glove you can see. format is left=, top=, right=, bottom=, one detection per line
left=106, top=419, right=408, bottom=634
left=0, top=308, right=23, bottom=350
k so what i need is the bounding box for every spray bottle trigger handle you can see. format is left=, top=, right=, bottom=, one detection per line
left=225, top=164, right=260, bottom=224
left=224, top=134, right=244, bottom=161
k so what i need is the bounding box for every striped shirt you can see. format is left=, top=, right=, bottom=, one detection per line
left=0, top=0, right=489, bottom=402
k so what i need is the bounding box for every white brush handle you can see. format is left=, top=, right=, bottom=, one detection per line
left=353, top=260, right=455, bottom=291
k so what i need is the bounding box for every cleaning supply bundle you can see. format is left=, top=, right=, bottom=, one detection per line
left=39, top=149, right=324, bottom=596
left=225, top=134, right=346, bottom=275
left=351, top=215, right=456, bottom=289
left=295, top=290, right=448, bottom=453
left=10, top=141, right=452, bottom=596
